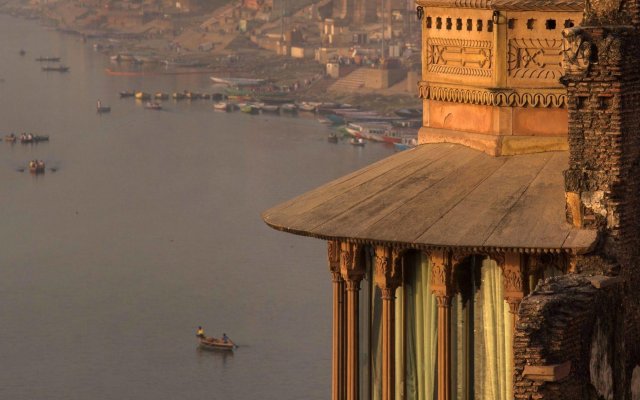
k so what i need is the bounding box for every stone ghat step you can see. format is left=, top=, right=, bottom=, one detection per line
left=328, top=68, right=369, bottom=92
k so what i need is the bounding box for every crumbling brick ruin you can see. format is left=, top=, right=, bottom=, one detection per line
left=513, top=0, right=640, bottom=397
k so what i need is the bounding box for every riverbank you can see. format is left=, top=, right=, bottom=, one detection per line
left=0, top=0, right=420, bottom=115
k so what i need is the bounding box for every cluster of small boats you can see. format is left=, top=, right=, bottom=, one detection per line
left=120, top=90, right=226, bottom=101
left=3, top=133, right=50, bottom=143
left=35, top=56, right=69, bottom=73
left=213, top=101, right=302, bottom=115
left=322, top=108, right=420, bottom=150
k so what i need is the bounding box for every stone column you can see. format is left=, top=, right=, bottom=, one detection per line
left=430, top=250, right=452, bottom=400
left=329, top=240, right=346, bottom=400
left=374, top=246, right=403, bottom=400
left=340, top=242, right=365, bottom=400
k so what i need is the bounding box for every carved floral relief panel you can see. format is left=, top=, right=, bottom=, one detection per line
left=508, top=38, right=563, bottom=81
left=426, top=38, right=493, bottom=77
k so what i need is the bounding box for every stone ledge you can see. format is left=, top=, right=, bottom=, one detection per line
left=523, top=361, right=572, bottom=382
left=586, top=275, right=624, bottom=289
left=419, top=126, right=568, bottom=156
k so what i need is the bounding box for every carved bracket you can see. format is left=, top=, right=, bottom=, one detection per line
left=374, top=246, right=403, bottom=294
left=340, top=242, right=365, bottom=284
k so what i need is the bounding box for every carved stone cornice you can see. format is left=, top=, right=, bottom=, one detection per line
left=418, top=82, right=568, bottom=108
left=374, top=246, right=403, bottom=293
left=340, top=242, right=365, bottom=284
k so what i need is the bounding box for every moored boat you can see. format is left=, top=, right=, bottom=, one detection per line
left=135, top=91, right=151, bottom=100
left=280, top=103, right=298, bottom=113
left=298, top=102, right=318, bottom=112
left=119, top=90, right=135, bottom=98
left=240, top=104, right=259, bottom=114
left=172, top=92, right=186, bottom=100
left=154, top=92, right=169, bottom=100
left=213, top=102, right=230, bottom=112
left=262, top=104, right=280, bottom=113
left=349, top=138, right=366, bottom=146
left=394, top=136, right=418, bottom=151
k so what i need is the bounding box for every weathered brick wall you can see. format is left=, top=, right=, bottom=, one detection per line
left=513, top=14, right=640, bottom=399
left=513, top=276, right=625, bottom=399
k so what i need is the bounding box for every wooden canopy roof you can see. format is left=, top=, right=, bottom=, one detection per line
left=262, top=143, right=597, bottom=254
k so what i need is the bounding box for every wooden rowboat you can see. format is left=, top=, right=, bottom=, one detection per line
left=198, top=336, right=235, bottom=351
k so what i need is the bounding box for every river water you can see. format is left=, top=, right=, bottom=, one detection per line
left=0, top=15, right=395, bottom=400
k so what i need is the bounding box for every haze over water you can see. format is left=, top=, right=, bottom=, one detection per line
left=0, top=15, right=394, bottom=400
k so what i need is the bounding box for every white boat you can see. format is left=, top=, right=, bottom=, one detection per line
left=210, top=76, right=266, bottom=87
left=262, top=104, right=280, bottom=113
left=394, top=136, right=418, bottom=151
left=350, top=138, right=365, bottom=146
left=345, top=122, right=390, bottom=142
left=145, top=101, right=162, bottom=110
left=213, top=102, right=230, bottom=111
left=298, top=102, right=318, bottom=112
left=280, top=103, right=298, bottom=113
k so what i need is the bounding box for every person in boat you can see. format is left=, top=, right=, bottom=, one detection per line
left=222, top=333, right=229, bottom=343
left=196, top=326, right=205, bottom=339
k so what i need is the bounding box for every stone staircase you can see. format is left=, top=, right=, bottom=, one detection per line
left=328, top=68, right=369, bottom=92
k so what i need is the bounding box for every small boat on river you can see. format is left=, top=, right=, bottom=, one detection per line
left=35, top=56, right=61, bottom=62
left=350, top=138, right=365, bottom=147
left=119, top=90, right=135, bottom=98
left=198, top=336, right=235, bottom=351
left=19, top=133, right=49, bottom=143
left=28, top=160, right=45, bottom=174
left=42, top=65, right=69, bottom=72
left=327, top=133, right=339, bottom=143
left=19, top=49, right=26, bottom=56
left=145, top=101, right=162, bottom=110
left=96, top=100, right=111, bottom=113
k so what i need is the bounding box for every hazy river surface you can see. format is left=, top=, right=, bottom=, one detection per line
left=0, top=15, right=395, bottom=400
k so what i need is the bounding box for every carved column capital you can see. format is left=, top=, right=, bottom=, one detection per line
left=374, top=246, right=403, bottom=294
left=328, top=240, right=343, bottom=281
left=429, top=249, right=452, bottom=299
left=340, top=242, right=365, bottom=285
left=503, top=252, right=525, bottom=304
